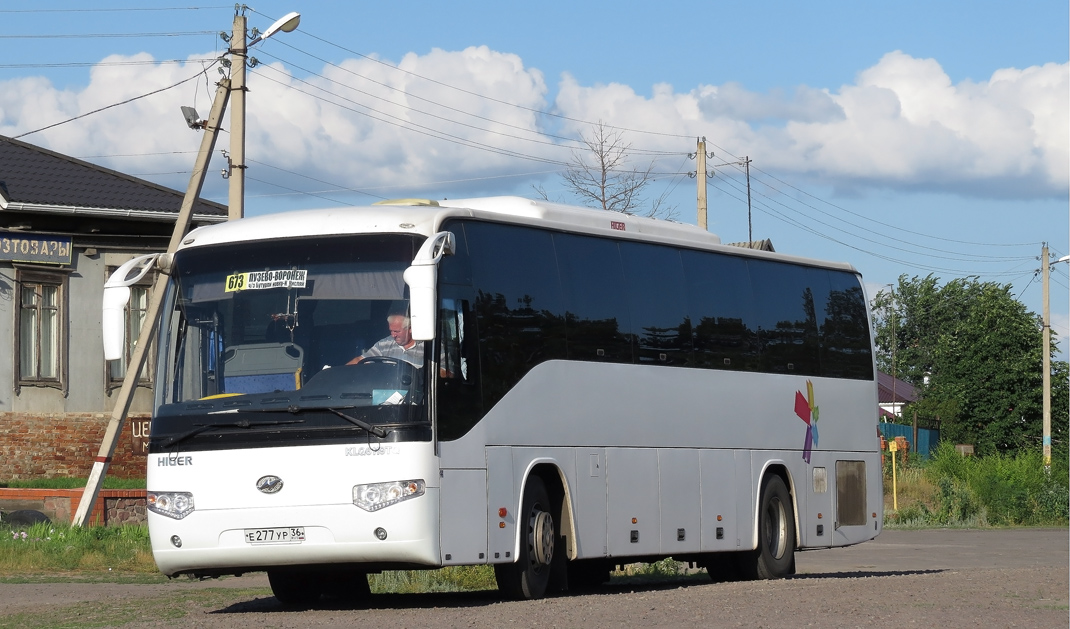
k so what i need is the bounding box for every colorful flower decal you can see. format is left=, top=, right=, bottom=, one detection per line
left=794, top=380, right=819, bottom=463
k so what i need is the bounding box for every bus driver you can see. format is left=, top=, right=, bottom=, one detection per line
left=347, top=314, right=423, bottom=368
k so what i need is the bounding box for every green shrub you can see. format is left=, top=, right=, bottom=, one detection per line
left=886, top=441, right=1068, bottom=528
left=368, top=565, right=497, bottom=594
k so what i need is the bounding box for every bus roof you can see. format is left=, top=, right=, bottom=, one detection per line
left=177, top=196, right=858, bottom=273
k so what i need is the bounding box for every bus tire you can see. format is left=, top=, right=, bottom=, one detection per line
left=320, top=568, right=371, bottom=602
left=740, top=474, right=796, bottom=580
left=495, top=476, right=555, bottom=600
left=268, top=568, right=321, bottom=606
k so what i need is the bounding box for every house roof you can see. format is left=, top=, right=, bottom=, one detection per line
left=726, top=238, right=775, bottom=252
left=878, top=370, right=919, bottom=404
left=0, top=135, right=226, bottom=221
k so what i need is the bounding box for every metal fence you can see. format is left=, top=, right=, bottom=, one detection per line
left=879, top=422, right=939, bottom=459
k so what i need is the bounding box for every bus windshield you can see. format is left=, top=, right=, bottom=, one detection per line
left=152, top=234, right=430, bottom=449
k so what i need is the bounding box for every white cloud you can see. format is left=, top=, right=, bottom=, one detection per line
left=0, top=48, right=1065, bottom=204
left=554, top=51, right=1068, bottom=198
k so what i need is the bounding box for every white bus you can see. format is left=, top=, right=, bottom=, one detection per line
left=106, top=196, right=882, bottom=604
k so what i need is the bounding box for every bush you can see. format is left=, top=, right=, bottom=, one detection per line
left=886, top=442, right=1069, bottom=528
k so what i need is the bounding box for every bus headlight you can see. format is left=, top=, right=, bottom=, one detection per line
left=353, top=480, right=425, bottom=512
left=148, top=491, right=195, bottom=520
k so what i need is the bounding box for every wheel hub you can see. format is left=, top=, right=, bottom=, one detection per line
left=531, top=510, right=554, bottom=566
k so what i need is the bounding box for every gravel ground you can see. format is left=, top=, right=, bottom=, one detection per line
left=1, top=528, right=1066, bottom=628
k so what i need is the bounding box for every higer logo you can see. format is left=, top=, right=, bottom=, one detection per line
left=158, top=456, right=193, bottom=467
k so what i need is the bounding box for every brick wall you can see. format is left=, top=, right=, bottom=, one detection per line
left=0, top=488, right=146, bottom=526
left=0, top=412, right=149, bottom=480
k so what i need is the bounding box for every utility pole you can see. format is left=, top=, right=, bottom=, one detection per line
left=743, top=156, right=752, bottom=243
left=228, top=8, right=248, bottom=221
left=73, top=80, right=231, bottom=526
left=1042, top=242, right=1051, bottom=472
left=696, top=137, right=708, bottom=231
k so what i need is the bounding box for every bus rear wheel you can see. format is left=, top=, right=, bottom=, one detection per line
left=740, top=474, right=796, bottom=580
left=495, top=476, right=555, bottom=600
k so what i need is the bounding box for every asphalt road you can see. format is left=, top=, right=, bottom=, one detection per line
left=795, top=527, right=1067, bottom=574
left=1, top=528, right=1066, bottom=628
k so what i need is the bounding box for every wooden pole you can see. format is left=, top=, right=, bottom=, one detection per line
left=696, top=137, right=707, bottom=231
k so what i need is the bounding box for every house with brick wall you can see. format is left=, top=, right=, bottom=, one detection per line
left=0, top=135, right=226, bottom=480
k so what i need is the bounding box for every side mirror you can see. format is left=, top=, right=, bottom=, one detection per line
left=102, top=254, right=161, bottom=360
left=403, top=231, right=455, bottom=341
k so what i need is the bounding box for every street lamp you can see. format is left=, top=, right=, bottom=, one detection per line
left=228, top=7, right=301, bottom=220
left=248, top=11, right=301, bottom=47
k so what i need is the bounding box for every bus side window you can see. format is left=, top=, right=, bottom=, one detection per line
left=437, top=297, right=483, bottom=441
left=439, top=298, right=468, bottom=380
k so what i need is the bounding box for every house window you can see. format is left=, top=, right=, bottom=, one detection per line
left=107, top=273, right=152, bottom=388
left=15, top=269, right=68, bottom=394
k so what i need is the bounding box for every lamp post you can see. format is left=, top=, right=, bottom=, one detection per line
left=228, top=8, right=300, bottom=220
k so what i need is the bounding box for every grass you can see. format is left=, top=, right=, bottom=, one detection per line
left=0, top=477, right=145, bottom=490
left=0, top=523, right=157, bottom=575
left=367, top=557, right=704, bottom=594
left=369, top=565, right=498, bottom=593
left=883, top=442, right=1069, bottom=528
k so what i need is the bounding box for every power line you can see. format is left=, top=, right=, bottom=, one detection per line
left=12, top=65, right=215, bottom=139
left=0, top=6, right=231, bottom=13
left=250, top=7, right=695, bottom=143
left=713, top=172, right=1034, bottom=266
left=714, top=176, right=1040, bottom=277
left=746, top=163, right=1039, bottom=248
left=249, top=67, right=570, bottom=168
left=250, top=60, right=580, bottom=155
left=0, top=31, right=216, bottom=39
left=0, top=58, right=217, bottom=69
left=245, top=158, right=382, bottom=201
left=259, top=43, right=588, bottom=151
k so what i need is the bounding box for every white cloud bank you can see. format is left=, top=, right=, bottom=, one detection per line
left=0, top=48, right=1065, bottom=202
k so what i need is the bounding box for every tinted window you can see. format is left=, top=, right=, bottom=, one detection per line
left=621, top=241, right=692, bottom=366
left=749, top=260, right=821, bottom=375
left=462, top=221, right=568, bottom=408
left=437, top=222, right=472, bottom=286
left=436, top=293, right=484, bottom=441
left=821, top=271, right=874, bottom=379
left=682, top=250, right=758, bottom=371
left=555, top=233, right=632, bottom=363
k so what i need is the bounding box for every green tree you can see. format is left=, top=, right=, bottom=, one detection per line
left=872, top=275, right=1068, bottom=456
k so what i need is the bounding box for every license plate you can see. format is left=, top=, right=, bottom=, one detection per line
left=244, top=526, right=305, bottom=544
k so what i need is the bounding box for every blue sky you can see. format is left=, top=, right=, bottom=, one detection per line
left=1, top=1, right=1068, bottom=352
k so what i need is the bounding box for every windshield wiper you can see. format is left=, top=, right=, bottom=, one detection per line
left=250, top=404, right=390, bottom=438
left=160, top=418, right=305, bottom=449
left=327, top=408, right=389, bottom=438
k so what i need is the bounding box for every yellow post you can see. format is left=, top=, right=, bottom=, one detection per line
left=888, top=439, right=899, bottom=511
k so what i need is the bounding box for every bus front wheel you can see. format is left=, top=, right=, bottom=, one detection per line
left=268, top=568, right=320, bottom=606
left=495, top=476, right=555, bottom=599
left=740, top=474, right=796, bottom=580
